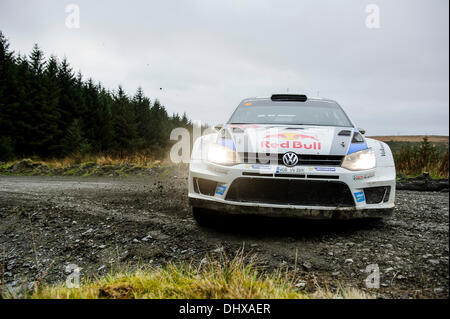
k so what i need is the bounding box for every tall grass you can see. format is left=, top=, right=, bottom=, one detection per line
left=37, top=152, right=168, bottom=169
left=2, top=253, right=373, bottom=299
left=393, top=137, right=449, bottom=179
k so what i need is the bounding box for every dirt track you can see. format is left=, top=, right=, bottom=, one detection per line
left=0, top=170, right=448, bottom=298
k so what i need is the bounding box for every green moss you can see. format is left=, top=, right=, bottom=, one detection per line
left=118, top=171, right=128, bottom=177
left=0, top=163, right=12, bottom=169
left=80, top=161, right=96, bottom=168
left=63, top=168, right=80, bottom=176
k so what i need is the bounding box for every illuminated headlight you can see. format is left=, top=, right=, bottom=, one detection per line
left=341, top=148, right=376, bottom=171
left=207, top=143, right=239, bottom=166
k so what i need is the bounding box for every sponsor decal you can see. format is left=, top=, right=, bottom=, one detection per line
left=379, top=142, right=386, bottom=156
left=207, top=164, right=229, bottom=174
left=259, top=132, right=322, bottom=150
left=314, top=167, right=336, bottom=172
left=265, top=132, right=319, bottom=141
left=245, top=164, right=273, bottom=170
left=353, top=173, right=375, bottom=180
left=260, top=140, right=321, bottom=150
left=354, top=191, right=365, bottom=203
left=215, top=185, right=227, bottom=195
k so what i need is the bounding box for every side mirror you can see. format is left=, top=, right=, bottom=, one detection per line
left=214, top=124, right=223, bottom=131
left=358, top=127, right=366, bottom=135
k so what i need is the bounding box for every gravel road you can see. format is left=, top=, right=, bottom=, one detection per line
left=0, top=171, right=448, bottom=298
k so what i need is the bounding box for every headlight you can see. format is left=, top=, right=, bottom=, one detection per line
left=207, top=143, right=239, bottom=166
left=341, top=148, right=376, bottom=171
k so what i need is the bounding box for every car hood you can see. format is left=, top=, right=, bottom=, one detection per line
left=221, top=124, right=360, bottom=156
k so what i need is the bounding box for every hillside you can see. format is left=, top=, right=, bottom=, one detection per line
left=369, top=135, right=449, bottom=143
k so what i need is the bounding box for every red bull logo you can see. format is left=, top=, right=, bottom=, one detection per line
left=261, top=131, right=321, bottom=150
left=260, top=140, right=321, bottom=150
left=264, top=132, right=319, bottom=141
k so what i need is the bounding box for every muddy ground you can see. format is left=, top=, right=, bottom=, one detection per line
left=0, top=168, right=448, bottom=298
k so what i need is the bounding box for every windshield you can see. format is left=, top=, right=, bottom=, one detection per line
left=228, top=100, right=353, bottom=127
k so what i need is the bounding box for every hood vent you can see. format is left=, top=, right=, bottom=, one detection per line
left=338, top=130, right=352, bottom=136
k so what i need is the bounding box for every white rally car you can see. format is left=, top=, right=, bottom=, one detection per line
left=189, top=94, right=395, bottom=223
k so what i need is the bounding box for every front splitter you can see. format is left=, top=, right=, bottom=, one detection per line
left=189, top=197, right=394, bottom=220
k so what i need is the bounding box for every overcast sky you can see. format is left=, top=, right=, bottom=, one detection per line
left=0, top=0, right=448, bottom=135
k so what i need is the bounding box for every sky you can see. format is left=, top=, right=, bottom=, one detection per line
left=0, top=0, right=448, bottom=135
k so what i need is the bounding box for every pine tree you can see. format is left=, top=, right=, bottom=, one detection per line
left=29, top=44, right=45, bottom=75
left=111, top=86, right=139, bottom=154
left=9, top=55, right=32, bottom=157
left=132, top=87, right=152, bottom=149
left=0, top=31, right=14, bottom=160
left=42, top=55, right=62, bottom=155
left=148, top=99, right=170, bottom=155
left=62, top=119, right=91, bottom=156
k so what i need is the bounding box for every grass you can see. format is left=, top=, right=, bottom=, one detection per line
left=391, top=137, right=449, bottom=179
left=0, top=153, right=164, bottom=169
left=2, top=253, right=373, bottom=299
left=371, top=135, right=448, bottom=144
left=46, top=152, right=165, bottom=168
left=0, top=152, right=175, bottom=177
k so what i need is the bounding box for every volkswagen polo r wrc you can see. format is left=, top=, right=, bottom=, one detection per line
left=188, top=94, right=395, bottom=224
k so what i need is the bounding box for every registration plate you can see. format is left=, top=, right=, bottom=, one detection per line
left=276, top=166, right=305, bottom=174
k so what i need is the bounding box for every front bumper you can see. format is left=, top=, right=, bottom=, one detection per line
left=189, top=197, right=393, bottom=220
left=188, top=161, right=396, bottom=220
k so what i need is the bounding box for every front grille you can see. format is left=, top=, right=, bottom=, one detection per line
left=364, top=186, right=390, bottom=204
left=226, top=178, right=355, bottom=207
left=193, top=178, right=217, bottom=196
left=240, top=153, right=344, bottom=166
left=242, top=172, right=339, bottom=179
left=242, top=172, right=274, bottom=177
left=306, top=175, right=339, bottom=179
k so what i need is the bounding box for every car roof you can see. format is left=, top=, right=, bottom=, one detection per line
left=228, top=95, right=354, bottom=127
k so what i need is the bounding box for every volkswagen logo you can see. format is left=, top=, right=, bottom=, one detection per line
left=282, top=152, right=299, bottom=167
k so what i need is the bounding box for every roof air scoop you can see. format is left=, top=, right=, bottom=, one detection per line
left=271, top=94, right=307, bottom=102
